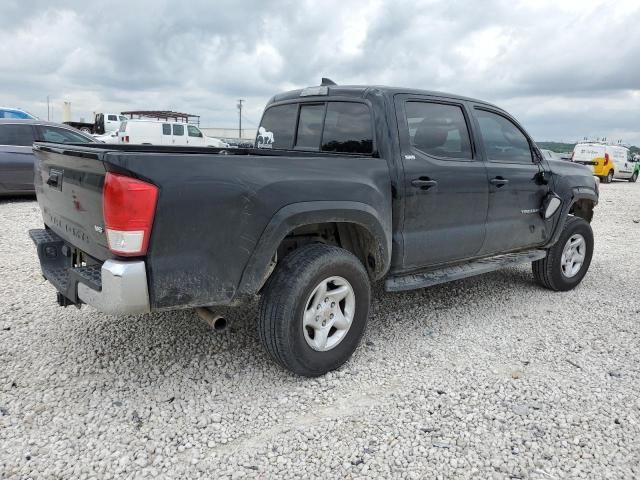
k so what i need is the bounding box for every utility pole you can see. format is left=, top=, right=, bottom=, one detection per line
left=237, top=99, right=244, bottom=139
left=47, top=96, right=50, bottom=121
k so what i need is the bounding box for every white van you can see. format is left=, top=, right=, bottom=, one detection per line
left=118, top=120, right=228, bottom=147
left=572, top=143, right=635, bottom=183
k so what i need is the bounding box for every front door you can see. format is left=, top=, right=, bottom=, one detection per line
left=0, top=123, right=36, bottom=192
left=471, top=107, right=550, bottom=255
left=395, top=96, right=489, bottom=269
left=617, top=149, right=633, bottom=178
left=187, top=125, right=205, bottom=146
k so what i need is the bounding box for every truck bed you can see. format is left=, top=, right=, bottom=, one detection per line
left=32, top=142, right=392, bottom=310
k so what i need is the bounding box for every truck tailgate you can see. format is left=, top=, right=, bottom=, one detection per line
left=33, top=143, right=111, bottom=261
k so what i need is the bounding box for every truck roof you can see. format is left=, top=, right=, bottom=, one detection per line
left=268, top=85, right=502, bottom=111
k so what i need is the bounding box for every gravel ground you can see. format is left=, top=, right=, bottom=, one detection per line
left=1, top=182, right=639, bottom=480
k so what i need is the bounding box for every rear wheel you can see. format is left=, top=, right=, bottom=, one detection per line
left=606, top=170, right=614, bottom=183
left=258, top=244, right=370, bottom=377
left=80, top=127, right=92, bottom=134
left=532, top=216, right=594, bottom=291
left=630, top=171, right=638, bottom=183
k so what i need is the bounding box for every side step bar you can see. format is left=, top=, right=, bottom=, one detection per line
left=385, top=249, right=547, bottom=292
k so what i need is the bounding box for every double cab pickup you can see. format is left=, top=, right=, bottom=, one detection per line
left=30, top=80, right=598, bottom=376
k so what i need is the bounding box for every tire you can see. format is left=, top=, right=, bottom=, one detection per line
left=80, top=127, right=92, bottom=134
left=630, top=171, right=638, bottom=183
left=532, top=216, right=594, bottom=291
left=606, top=170, right=614, bottom=183
left=258, top=244, right=370, bottom=377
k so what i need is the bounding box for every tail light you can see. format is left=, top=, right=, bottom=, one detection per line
left=604, top=153, right=609, bottom=166
left=122, top=135, right=130, bottom=143
left=103, top=172, right=158, bottom=256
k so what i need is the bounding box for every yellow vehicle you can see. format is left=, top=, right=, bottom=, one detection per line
left=572, top=143, right=633, bottom=183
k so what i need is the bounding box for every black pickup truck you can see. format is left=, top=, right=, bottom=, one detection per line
left=29, top=82, right=598, bottom=376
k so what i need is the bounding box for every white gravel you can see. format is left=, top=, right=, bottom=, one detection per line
left=1, top=182, right=640, bottom=479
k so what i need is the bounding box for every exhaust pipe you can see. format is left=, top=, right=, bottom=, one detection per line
left=195, top=307, right=229, bottom=332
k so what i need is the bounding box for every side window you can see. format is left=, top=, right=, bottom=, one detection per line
left=38, top=126, right=93, bottom=143
left=107, top=115, right=118, bottom=121
left=475, top=109, right=532, bottom=163
left=256, top=104, right=297, bottom=149
left=0, top=124, right=34, bottom=146
left=162, top=124, right=171, bottom=135
left=1, top=110, right=31, bottom=120
left=119, top=115, right=127, bottom=122
left=172, top=124, right=184, bottom=136
left=321, top=102, right=373, bottom=154
left=405, top=102, right=472, bottom=159
left=295, top=104, right=324, bottom=150
left=187, top=125, right=203, bottom=137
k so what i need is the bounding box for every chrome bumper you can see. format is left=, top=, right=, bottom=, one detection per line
left=77, top=260, right=150, bottom=315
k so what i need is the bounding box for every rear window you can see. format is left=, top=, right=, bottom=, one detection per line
left=0, top=124, right=34, bottom=146
left=257, top=104, right=297, bottom=149
left=257, top=101, right=373, bottom=154
left=38, top=126, right=94, bottom=144
left=295, top=104, right=324, bottom=149
left=406, top=102, right=472, bottom=159
left=322, top=102, right=373, bottom=154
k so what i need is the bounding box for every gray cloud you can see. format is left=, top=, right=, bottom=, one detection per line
left=1, top=0, right=638, bottom=143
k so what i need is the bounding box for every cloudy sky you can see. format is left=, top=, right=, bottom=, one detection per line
left=1, top=0, right=639, bottom=144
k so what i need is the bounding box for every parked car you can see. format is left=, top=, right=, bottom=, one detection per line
left=118, top=120, right=228, bottom=147
left=571, top=142, right=636, bottom=183
left=64, top=112, right=127, bottom=134
left=29, top=82, right=598, bottom=376
left=0, top=107, right=38, bottom=120
left=93, top=130, right=120, bottom=144
left=0, top=119, right=96, bottom=196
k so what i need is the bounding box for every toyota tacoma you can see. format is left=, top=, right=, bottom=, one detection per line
left=29, top=80, right=598, bottom=376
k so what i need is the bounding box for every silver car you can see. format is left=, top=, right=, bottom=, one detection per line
left=0, top=119, right=97, bottom=196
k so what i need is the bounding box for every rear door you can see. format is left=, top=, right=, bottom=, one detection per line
left=395, top=95, right=489, bottom=268
left=471, top=107, right=550, bottom=254
left=172, top=124, right=186, bottom=145
left=161, top=123, right=173, bottom=145
left=0, top=123, right=36, bottom=193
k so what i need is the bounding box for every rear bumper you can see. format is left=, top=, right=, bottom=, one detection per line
left=29, top=228, right=150, bottom=315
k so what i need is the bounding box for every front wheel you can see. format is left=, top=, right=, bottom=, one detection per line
left=630, top=171, right=638, bottom=183
left=532, top=216, right=594, bottom=291
left=258, top=244, right=370, bottom=377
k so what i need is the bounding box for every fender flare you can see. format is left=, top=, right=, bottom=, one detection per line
left=237, top=201, right=392, bottom=295
left=545, top=186, right=598, bottom=247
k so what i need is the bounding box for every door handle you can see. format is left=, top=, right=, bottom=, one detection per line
left=411, top=178, right=438, bottom=190
left=490, top=177, right=509, bottom=187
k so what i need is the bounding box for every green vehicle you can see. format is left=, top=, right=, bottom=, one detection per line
left=632, top=156, right=640, bottom=183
